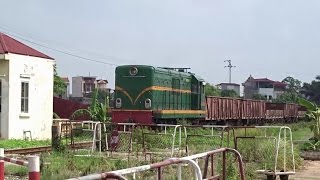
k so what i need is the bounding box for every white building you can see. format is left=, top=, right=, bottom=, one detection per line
left=243, top=75, right=286, bottom=100
left=0, top=32, right=55, bottom=139
left=72, top=76, right=108, bottom=98
left=218, top=83, right=240, bottom=96
left=72, top=76, right=97, bottom=98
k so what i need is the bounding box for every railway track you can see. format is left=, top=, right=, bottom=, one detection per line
left=4, top=142, right=93, bottom=155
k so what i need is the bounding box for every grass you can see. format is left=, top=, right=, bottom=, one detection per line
left=2, top=121, right=314, bottom=179
left=40, top=151, right=145, bottom=179
left=0, top=139, right=51, bottom=149
left=4, top=165, right=28, bottom=176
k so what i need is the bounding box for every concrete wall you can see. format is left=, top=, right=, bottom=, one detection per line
left=0, top=58, right=9, bottom=139
left=6, top=53, right=54, bottom=139
left=258, top=88, right=274, bottom=99
left=72, top=77, right=83, bottom=97
left=221, top=84, right=240, bottom=96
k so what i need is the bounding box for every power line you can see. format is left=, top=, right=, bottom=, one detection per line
left=0, top=26, right=120, bottom=66
left=1, top=25, right=138, bottom=64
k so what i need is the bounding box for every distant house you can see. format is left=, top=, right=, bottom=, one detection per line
left=242, top=75, right=286, bottom=100
left=72, top=76, right=97, bottom=98
left=71, top=76, right=109, bottom=104
left=96, top=79, right=108, bottom=90
left=217, top=83, right=240, bottom=96
left=0, top=32, right=55, bottom=139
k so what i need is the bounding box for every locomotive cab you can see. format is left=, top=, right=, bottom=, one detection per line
left=112, top=65, right=206, bottom=124
left=112, top=65, right=154, bottom=124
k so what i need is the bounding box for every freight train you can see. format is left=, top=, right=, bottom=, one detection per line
left=112, top=65, right=306, bottom=125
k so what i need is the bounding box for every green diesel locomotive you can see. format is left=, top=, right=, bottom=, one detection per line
left=112, top=65, right=206, bottom=124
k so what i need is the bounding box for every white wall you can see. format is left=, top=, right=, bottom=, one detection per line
left=0, top=59, right=9, bottom=139
left=66, top=83, right=70, bottom=98
left=258, top=88, right=274, bottom=99
left=6, top=53, right=54, bottom=139
left=72, top=77, right=83, bottom=97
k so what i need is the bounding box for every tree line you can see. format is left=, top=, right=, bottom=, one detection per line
left=205, top=76, right=320, bottom=104
left=54, top=64, right=320, bottom=105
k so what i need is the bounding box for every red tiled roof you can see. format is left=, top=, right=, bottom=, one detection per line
left=218, top=83, right=240, bottom=86
left=97, top=79, right=108, bottom=84
left=273, top=81, right=287, bottom=87
left=0, top=32, right=54, bottom=60
left=244, top=76, right=287, bottom=87
left=251, top=78, right=274, bottom=83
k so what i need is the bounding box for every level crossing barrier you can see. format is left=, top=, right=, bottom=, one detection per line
left=0, top=148, right=40, bottom=180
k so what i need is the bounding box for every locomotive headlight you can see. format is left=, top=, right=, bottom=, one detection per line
left=116, top=98, right=122, bottom=108
left=145, top=98, right=152, bottom=109
left=129, top=67, right=138, bottom=76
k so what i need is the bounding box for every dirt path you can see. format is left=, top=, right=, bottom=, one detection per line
left=291, top=160, right=320, bottom=180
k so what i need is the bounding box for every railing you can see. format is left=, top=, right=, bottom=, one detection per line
left=67, top=147, right=245, bottom=180
left=139, top=124, right=186, bottom=159
left=55, top=121, right=295, bottom=179
left=183, top=125, right=227, bottom=155
left=229, top=126, right=295, bottom=178
left=0, top=148, right=40, bottom=180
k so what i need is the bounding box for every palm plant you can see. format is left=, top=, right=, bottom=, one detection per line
left=70, top=89, right=110, bottom=123
left=299, top=98, right=320, bottom=141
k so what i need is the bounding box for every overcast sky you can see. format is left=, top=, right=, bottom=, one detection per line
left=1, top=0, right=319, bottom=88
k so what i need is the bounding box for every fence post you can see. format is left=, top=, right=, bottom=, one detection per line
left=0, top=148, right=4, bottom=180
left=177, top=164, right=182, bottom=180
left=28, top=156, right=40, bottom=180
left=52, top=125, right=61, bottom=151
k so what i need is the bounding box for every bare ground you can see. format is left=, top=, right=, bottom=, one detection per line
left=291, top=160, right=320, bottom=180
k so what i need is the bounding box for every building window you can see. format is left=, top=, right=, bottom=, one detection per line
left=21, top=82, right=29, bottom=113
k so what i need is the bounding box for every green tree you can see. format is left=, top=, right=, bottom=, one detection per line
left=204, top=83, right=221, bottom=96
left=252, top=94, right=267, bottom=100
left=53, top=65, right=67, bottom=97
left=273, top=92, right=300, bottom=103
left=282, top=76, right=302, bottom=94
left=87, top=89, right=111, bottom=104
left=273, top=76, right=302, bottom=103
left=221, top=90, right=238, bottom=98
left=70, top=89, right=110, bottom=122
left=299, top=98, right=320, bottom=142
left=301, top=76, right=320, bottom=105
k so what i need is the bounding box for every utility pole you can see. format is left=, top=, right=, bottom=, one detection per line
left=224, top=60, right=236, bottom=83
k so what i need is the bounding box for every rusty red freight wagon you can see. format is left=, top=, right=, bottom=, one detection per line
left=266, top=103, right=285, bottom=120
left=265, top=103, right=299, bottom=121
left=205, top=97, right=266, bottom=123
left=205, top=96, right=242, bottom=121
left=284, top=103, right=299, bottom=119
left=242, top=99, right=266, bottom=120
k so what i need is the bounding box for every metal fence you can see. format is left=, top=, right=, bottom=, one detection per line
left=230, top=126, right=295, bottom=179
left=67, top=147, right=245, bottom=180
left=53, top=121, right=295, bottom=179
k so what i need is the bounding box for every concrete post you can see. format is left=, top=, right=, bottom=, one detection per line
left=51, top=125, right=61, bottom=151
left=0, top=148, right=4, bottom=180
left=28, top=155, right=40, bottom=180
